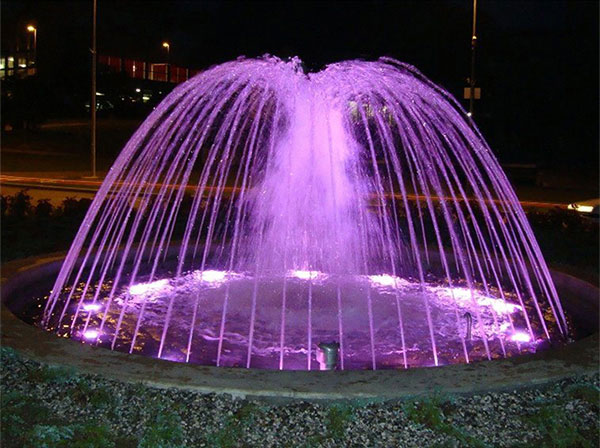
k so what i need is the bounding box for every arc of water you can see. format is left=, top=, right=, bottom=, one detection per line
left=44, top=56, right=568, bottom=372
left=158, top=77, right=273, bottom=359
left=129, top=73, right=258, bottom=353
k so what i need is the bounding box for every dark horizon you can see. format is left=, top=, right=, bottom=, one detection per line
left=2, top=0, right=598, bottom=171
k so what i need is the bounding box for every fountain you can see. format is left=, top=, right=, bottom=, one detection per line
left=32, top=56, right=568, bottom=370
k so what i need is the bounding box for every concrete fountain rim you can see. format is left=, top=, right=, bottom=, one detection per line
left=1, top=253, right=598, bottom=402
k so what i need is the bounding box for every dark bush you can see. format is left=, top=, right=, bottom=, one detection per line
left=1, top=191, right=92, bottom=261
left=35, top=199, right=53, bottom=220
left=0, top=191, right=596, bottom=285
left=7, top=190, right=32, bottom=219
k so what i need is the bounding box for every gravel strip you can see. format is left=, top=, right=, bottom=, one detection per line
left=1, top=347, right=598, bottom=447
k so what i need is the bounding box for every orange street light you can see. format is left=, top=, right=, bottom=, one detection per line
left=468, top=0, right=478, bottom=118
left=162, top=42, right=171, bottom=82
left=26, top=25, right=37, bottom=53
left=162, top=42, right=170, bottom=59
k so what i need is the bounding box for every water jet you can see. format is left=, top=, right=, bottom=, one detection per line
left=3, top=56, right=581, bottom=375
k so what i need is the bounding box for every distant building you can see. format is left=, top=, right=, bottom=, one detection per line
left=98, top=55, right=201, bottom=84
left=0, top=43, right=36, bottom=79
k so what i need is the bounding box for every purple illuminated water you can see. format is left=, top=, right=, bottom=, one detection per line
left=39, top=57, right=568, bottom=370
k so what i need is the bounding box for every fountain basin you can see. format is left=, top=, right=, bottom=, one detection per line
left=2, top=254, right=597, bottom=401
left=6, top=250, right=568, bottom=371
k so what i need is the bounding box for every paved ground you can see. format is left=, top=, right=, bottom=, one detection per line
left=0, top=173, right=101, bottom=206
left=0, top=170, right=583, bottom=211
left=1, top=119, right=140, bottom=173
left=1, top=118, right=597, bottom=208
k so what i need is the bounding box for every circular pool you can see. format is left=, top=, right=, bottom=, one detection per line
left=2, top=254, right=597, bottom=400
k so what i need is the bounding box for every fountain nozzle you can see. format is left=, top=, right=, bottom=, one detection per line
left=463, top=312, right=473, bottom=340
left=317, top=341, right=340, bottom=371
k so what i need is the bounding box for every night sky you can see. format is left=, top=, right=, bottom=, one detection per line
left=2, top=0, right=598, bottom=171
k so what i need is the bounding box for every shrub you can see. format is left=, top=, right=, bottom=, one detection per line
left=70, top=422, right=115, bottom=448
left=326, top=404, right=353, bottom=441
left=138, top=407, right=185, bottom=448
left=26, top=364, right=77, bottom=384
left=565, top=383, right=600, bottom=407
left=70, top=378, right=116, bottom=409
left=26, top=424, right=75, bottom=448
left=205, top=401, right=258, bottom=448
left=1, top=391, right=54, bottom=447
left=403, top=392, right=486, bottom=448
left=524, top=405, right=592, bottom=448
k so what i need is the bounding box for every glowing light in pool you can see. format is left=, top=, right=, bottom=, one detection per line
left=367, top=274, right=410, bottom=288
left=160, top=354, right=183, bottom=362
left=368, top=274, right=397, bottom=287
left=288, top=270, right=324, bottom=281
left=194, top=270, right=228, bottom=286
left=434, top=286, right=522, bottom=315
left=498, top=322, right=511, bottom=332
left=129, top=279, right=170, bottom=296
left=82, top=303, right=102, bottom=312
left=483, top=298, right=522, bottom=315
left=83, top=329, right=99, bottom=340
left=510, top=331, right=532, bottom=343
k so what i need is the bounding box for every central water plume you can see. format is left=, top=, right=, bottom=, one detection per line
left=41, top=56, right=568, bottom=370
left=250, top=75, right=374, bottom=274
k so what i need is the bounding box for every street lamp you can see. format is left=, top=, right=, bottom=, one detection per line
left=90, top=0, right=97, bottom=178
left=468, top=0, right=478, bottom=118
left=162, top=41, right=170, bottom=82
left=26, top=25, right=37, bottom=65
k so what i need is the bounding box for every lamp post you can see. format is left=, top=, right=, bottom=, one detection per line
left=26, top=25, right=37, bottom=66
left=468, top=0, right=478, bottom=118
left=90, top=0, right=97, bottom=178
left=162, top=41, right=170, bottom=82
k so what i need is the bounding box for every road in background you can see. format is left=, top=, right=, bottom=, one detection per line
left=0, top=172, right=572, bottom=211
left=1, top=119, right=597, bottom=209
